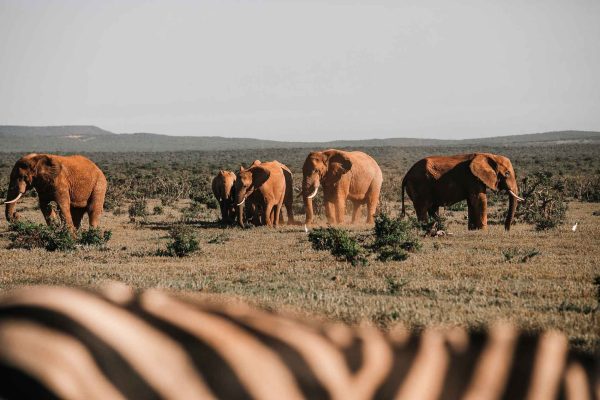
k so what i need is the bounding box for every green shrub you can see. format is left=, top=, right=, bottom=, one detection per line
left=308, top=227, right=367, bottom=266
left=160, top=225, right=200, bottom=257
left=153, top=205, right=164, bottom=215
left=128, top=199, right=148, bottom=222
left=191, top=191, right=219, bottom=210
left=79, top=228, right=112, bottom=247
left=517, top=171, right=567, bottom=230
left=8, top=221, right=76, bottom=252
left=371, top=213, right=421, bottom=261
left=502, top=247, right=541, bottom=263
left=446, top=201, right=467, bottom=211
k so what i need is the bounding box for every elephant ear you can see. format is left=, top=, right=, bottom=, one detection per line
left=325, top=151, right=352, bottom=178
left=470, top=154, right=498, bottom=190
left=251, top=166, right=271, bottom=188
left=34, top=155, right=61, bottom=182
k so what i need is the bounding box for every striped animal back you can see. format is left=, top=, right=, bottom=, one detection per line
left=0, top=285, right=597, bottom=400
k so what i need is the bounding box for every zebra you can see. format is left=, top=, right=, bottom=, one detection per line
left=0, top=284, right=597, bottom=400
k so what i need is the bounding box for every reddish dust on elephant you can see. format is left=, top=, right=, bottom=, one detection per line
left=235, top=161, right=286, bottom=228
left=4, top=153, right=107, bottom=233
left=302, top=149, right=383, bottom=225
left=250, top=159, right=296, bottom=225
left=401, top=153, right=523, bottom=230
left=212, top=170, right=237, bottom=224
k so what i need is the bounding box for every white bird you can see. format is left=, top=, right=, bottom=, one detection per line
left=304, top=224, right=309, bottom=234
left=572, top=222, right=578, bottom=232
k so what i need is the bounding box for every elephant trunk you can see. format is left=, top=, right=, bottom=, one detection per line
left=505, top=189, right=518, bottom=231
left=4, top=186, right=22, bottom=222
left=302, top=176, right=319, bottom=225
left=237, top=204, right=245, bottom=228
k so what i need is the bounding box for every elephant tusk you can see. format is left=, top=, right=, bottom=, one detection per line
left=236, top=198, right=246, bottom=207
left=306, top=186, right=319, bottom=199
left=508, top=190, right=525, bottom=202
left=3, top=192, right=23, bottom=204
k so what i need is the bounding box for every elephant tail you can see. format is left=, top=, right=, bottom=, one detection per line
left=401, top=176, right=407, bottom=218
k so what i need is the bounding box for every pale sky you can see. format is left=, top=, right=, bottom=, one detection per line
left=1, top=0, right=599, bottom=141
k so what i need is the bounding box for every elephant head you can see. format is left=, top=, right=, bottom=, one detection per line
left=301, top=150, right=352, bottom=224
left=4, top=154, right=61, bottom=222
left=234, top=165, right=270, bottom=227
left=469, top=154, right=523, bottom=230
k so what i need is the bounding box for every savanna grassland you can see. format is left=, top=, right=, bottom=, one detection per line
left=0, top=144, right=599, bottom=353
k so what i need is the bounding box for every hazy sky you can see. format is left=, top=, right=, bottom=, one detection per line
left=1, top=0, right=599, bottom=140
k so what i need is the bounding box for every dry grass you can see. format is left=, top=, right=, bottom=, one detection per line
left=0, top=196, right=598, bottom=353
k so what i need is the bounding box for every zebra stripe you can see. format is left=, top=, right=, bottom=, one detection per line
left=0, top=285, right=597, bottom=400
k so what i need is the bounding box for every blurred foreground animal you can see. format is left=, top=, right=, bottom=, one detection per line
left=3, top=153, right=107, bottom=234
left=0, top=285, right=597, bottom=400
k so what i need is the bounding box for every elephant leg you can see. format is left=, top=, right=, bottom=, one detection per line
left=87, top=197, right=104, bottom=229
left=264, top=203, right=274, bottom=227
left=415, top=203, right=429, bottom=223
left=335, top=197, right=346, bottom=224
left=273, top=202, right=283, bottom=228
left=285, top=202, right=294, bottom=224
left=365, top=181, right=381, bottom=224
left=39, top=199, right=57, bottom=225
left=428, top=206, right=440, bottom=220
left=477, top=193, right=488, bottom=229
left=55, top=196, right=75, bottom=233
left=220, top=201, right=228, bottom=222
left=351, top=201, right=362, bottom=224
left=467, top=193, right=487, bottom=230
left=324, top=200, right=335, bottom=224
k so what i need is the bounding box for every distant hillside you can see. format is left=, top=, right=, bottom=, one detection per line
left=0, top=125, right=113, bottom=137
left=0, top=125, right=598, bottom=152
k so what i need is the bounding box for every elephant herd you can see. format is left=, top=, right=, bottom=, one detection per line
left=2, top=150, right=524, bottom=233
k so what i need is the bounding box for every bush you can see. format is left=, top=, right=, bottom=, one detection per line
left=191, top=190, right=219, bottom=210
left=517, top=171, right=568, bottom=230
left=372, top=213, right=421, bottom=261
left=446, top=201, right=467, bottom=211
left=308, top=227, right=367, bottom=266
left=128, top=199, right=148, bottom=222
left=8, top=221, right=76, bottom=252
left=502, top=247, right=541, bottom=263
left=563, top=175, right=600, bottom=202
left=79, top=228, right=112, bottom=247
left=160, top=225, right=200, bottom=257
left=153, top=205, right=164, bottom=215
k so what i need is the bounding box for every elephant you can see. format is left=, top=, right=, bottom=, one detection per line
left=250, top=160, right=296, bottom=225
left=3, top=153, right=107, bottom=233
left=212, top=170, right=237, bottom=224
left=401, top=153, right=524, bottom=230
left=302, top=149, right=383, bottom=225
left=235, top=161, right=286, bottom=228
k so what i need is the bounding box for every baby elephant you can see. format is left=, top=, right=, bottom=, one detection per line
left=3, top=153, right=107, bottom=233
left=212, top=170, right=237, bottom=224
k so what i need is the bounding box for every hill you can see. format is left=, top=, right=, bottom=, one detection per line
left=0, top=125, right=598, bottom=152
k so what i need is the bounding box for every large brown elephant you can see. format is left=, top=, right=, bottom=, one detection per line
left=302, top=149, right=383, bottom=225
left=250, top=160, right=295, bottom=225
left=235, top=161, right=286, bottom=228
left=3, top=153, right=107, bottom=233
left=401, top=153, right=524, bottom=230
left=212, top=170, right=237, bottom=224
